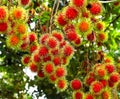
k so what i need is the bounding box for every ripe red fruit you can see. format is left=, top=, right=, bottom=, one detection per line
left=56, top=67, right=66, bottom=77
left=66, top=30, right=77, bottom=41
left=71, top=79, right=82, bottom=90
left=108, top=79, right=114, bottom=87
left=39, top=46, right=48, bottom=56
left=97, top=68, right=106, bottom=77
left=86, top=94, right=94, bottom=99
left=22, top=55, right=30, bottom=65
left=53, top=56, right=61, bottom=66
left=99, top=80, right=107, bottom=88
left=60, top=41, right=66, bottom=48
left=43, top=56, right=51, bottom=62
left=63, top=45, right=74, bottom=56
left=20, top=43, right=28, bottom=50
left=105, top=64, right=114, bottom=74
left=79, top=21, right=89, bottom=32
left=44, top=63, right=54, bottom=75
left=30, top=45, right=38, bottom=53
left=52, top=32, right=63, bottom=42
left=50, top=48, right=59, bottom=55
left=49, top=74, right=57, bottom=82
left=96, top=22, right=104, bottom=31
left=33, top=53, right=40, bottom=63
left=74, top=36, right=82, bottom=46
left=91, top=81, right=103, bottom=94
left=20, top=0, right=30, bottom=5
left=110, top=72, right=119, bottom=83
left=85, top=77, right=95, bottom=85
left=39, top=33, right=49, bottom=44
left=65, top=6, right=78, bottom=20
left=29, top=63, right=38, bottom=72
left=90, top=3, right=101, bottom=15
left=37, top=70, right=45, bottom=78
left=87, top=32, right=96, bottom=42
left=102, top=91, right=109, bottom=99
left=82, top=12, right=89, bottom=18
left=64, top=24, right=75, bottom=32
left=57, top=14, right=67, bottom=26
left=47, top=37, right=57, bottom=48
left=73, top=91, right=83, bottom=99
left=29, top=33, right=37, bottom=43
left=72, top=0, right=85, bottom=7
left=0, top=22, right=8, bottom=32
left=57, top=79, right=67, bottom=90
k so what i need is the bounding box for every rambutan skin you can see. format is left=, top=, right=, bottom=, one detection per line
left=72, top=0, right=85, bottom=7
left=57, top=14, right=67, bottom=26
left=20, top=0, right=30, bottom=6
left=90, top=3, right=102, bottom=15
left=47, top=37, right=57, bottom=48
left=63, top=45, right=74, bottom=56
left=66, top=30, right=77, bottom=41
left=105, top=64, right=114, bottom=74
left=70, top=79, right=82, bottom=90
left=29, top=33, right=37, bottom=43
left=44, top=63, right=54, bottom=75
left=56, top=67, right=66, bottom=77
left=29, top=63, right=38, bottom=72
left=0, top=22, right=8, bottom=32
left=39, top=46, right=48, bottom=56
left=79, top=21, right=89, bottom=32
left=109, top=72, right=120, bottom=83
left=65, top=7, right=78, bottom=20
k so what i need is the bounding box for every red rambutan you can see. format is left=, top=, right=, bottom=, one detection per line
left=37, top=69, right=45, bottom=78
left=87, top=32, right=96, bottom=42
left=29, top=63, right=38, bottom=72
left=52, top=31, right=63, bottom=42
left=63, top=45, right=74, bottom=56
left=66, top=30, right=77, bottom=41
left=99, top=79, right=107, bottom=88
left=44, top=62, right=54, bottom=75
left=70, top=79, right=82, bottom=90
left=29, top=32, right=37, bottom=43
left=30, top=45, right=38, bottom=53
left=49, top=74, right=57, bottom=82
left=0, top=22, right=8, bottom=32
left=73, top=91, right=83, bottom=99
left=65, top=6, right=78, bottom=20
left=22, top=55, right=30, bottom=65
left=72, top=0, right=85, bottom=7
left=33, top=53, right=41, bottom=63
left=56, top=67, right=66, bottom=78
left=57, top=13, right=67, bottom=26
left=47, top=37, right=58, bottom=48
left=53, top=56, right=61, bottom=66
left=39, top=33, right=49, bottom=44
left=43, top=56, right=51, bottom=62
left=110, top=72, right=119, bottom=83
left=90, top=3, right=102, bottom=15
left=39, top=46, right=48, bottom=57
left=105, top=64, right=114, bottom=74
left=57, top=79, right=67, bottom=91
left=20, top=0, right=30, bottom=6
left=85, top=93, right=94, bottom=99
left=102, top=91, right=110, bottom=99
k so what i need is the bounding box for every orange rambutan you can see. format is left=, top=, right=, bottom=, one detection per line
left=97, top=32, right=108, bottom=42
left=79, top=21, right=89, bottom=32
left=15, top=23, right=27, bottom=34
left=102, top=91, right=111, bottom=99
left=85, top=93, right=94, bottom=99
left=56, top=78, right=68, bottom=91
left=56, top=67, right=66, bottom=78
left=0, top=6, right=8, bottom=21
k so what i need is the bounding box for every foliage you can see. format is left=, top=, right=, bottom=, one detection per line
left=0, top=0, right=120, bottom=99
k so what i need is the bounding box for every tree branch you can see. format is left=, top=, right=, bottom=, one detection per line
left=105, top=14, right=120, bottom=32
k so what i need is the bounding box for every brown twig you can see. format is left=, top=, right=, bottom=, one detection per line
left=104, top=14, right=120, bottom=32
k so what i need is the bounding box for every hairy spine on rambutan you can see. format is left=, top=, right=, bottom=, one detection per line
left=57, top=13, right=67, bottom=26
left=70, top=79, right=82, bottom=90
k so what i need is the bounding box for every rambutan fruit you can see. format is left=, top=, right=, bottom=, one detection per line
left=66, top=30, right=77, bottom=41
left=64, top=24, right=75, bottom=33
left=90, top=2, right=102, bottom=15
left=96, top=68, right=106, bottom=77
left=53, top=56, right=61, bottom=66
left=15, top=23, right=27, bottom=34
left=43, top=62, right=54, bottom=75
left=0, top=6, right=8, bottom=21
left=65, top=6, right=78, bottom=20
left=90, top=81, right=103, bottom=95
left=105, top=64, right=114, bottom=74
left=71, top=0, right=85, bottom=7
left=32, top=53, right=41, bottom=63
left=70, top=79, right=82, bottom=90
left=19, top=0, right=31, bottom=7
left=43, top=55, right=51, bottom=62
left=20, top=42, right=29, bottom=51
left=102, top=91, right=111, bottom=99
left=73, top=36, right=82, bottom=46
left=56, top=67, right=66, bottom=78
left=82, top=11, right=90, bottom=18
left=10, top=7, right=28, bottom=22
left=57, top=13, right=67, bottom=26
left=7, top=34, right=21, bottom=49
left=0, top=22, right=8, bottom=33
left=38, top=46, right=48, bottom=57
left=79, top=21, right=89, bottom=32
left=29, top=62, right=38, bottom=72
left=63, top=45, right=74, bottom=56
left=28, top=32, right=37, bottom=43
left=37, top=69, right=45, bottom=78
left=85, top=93, right=94, bottom=99
left=72, top=90, right=84, bottom=99
left=50, top=48, right=59, bottom=56
left=104, top=56, right=114, bottom=64
left=61, top=57, right=70, bottom=66
left=21, top=55, right=31, bottom=65
left=60, top=41, right=67, bottom=48
left=29, top=44, right=38, bottom=53
left=49, top=74, right=57, bottom=83
left=109, top=72, right=120, bottom=83
left=56, top=78, right=68, bottom=91
left=85, top=77, right=95, bottom=85
left=47, top=37, right=58, bottom=48
left=108, top=79, right=114, bottom=87
left=99, top=79, right=107, bottom=88
left=39, top=33, right=49, bottom=44
left=52, top=31, right=63, bottom=42
left=87, top=32, right=96, bottom=42
left=97, top=32, right=108, bottom=42
left=96, top=22, right=105, bottom=31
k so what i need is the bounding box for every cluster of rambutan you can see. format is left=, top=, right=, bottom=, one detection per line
left=83, top=56, right=120, bottom=99
left=0, top=5, right=30, bottom=50
left=22, top=31, right=74, bottom=91
left=56, top=0, right=108, bottom=47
